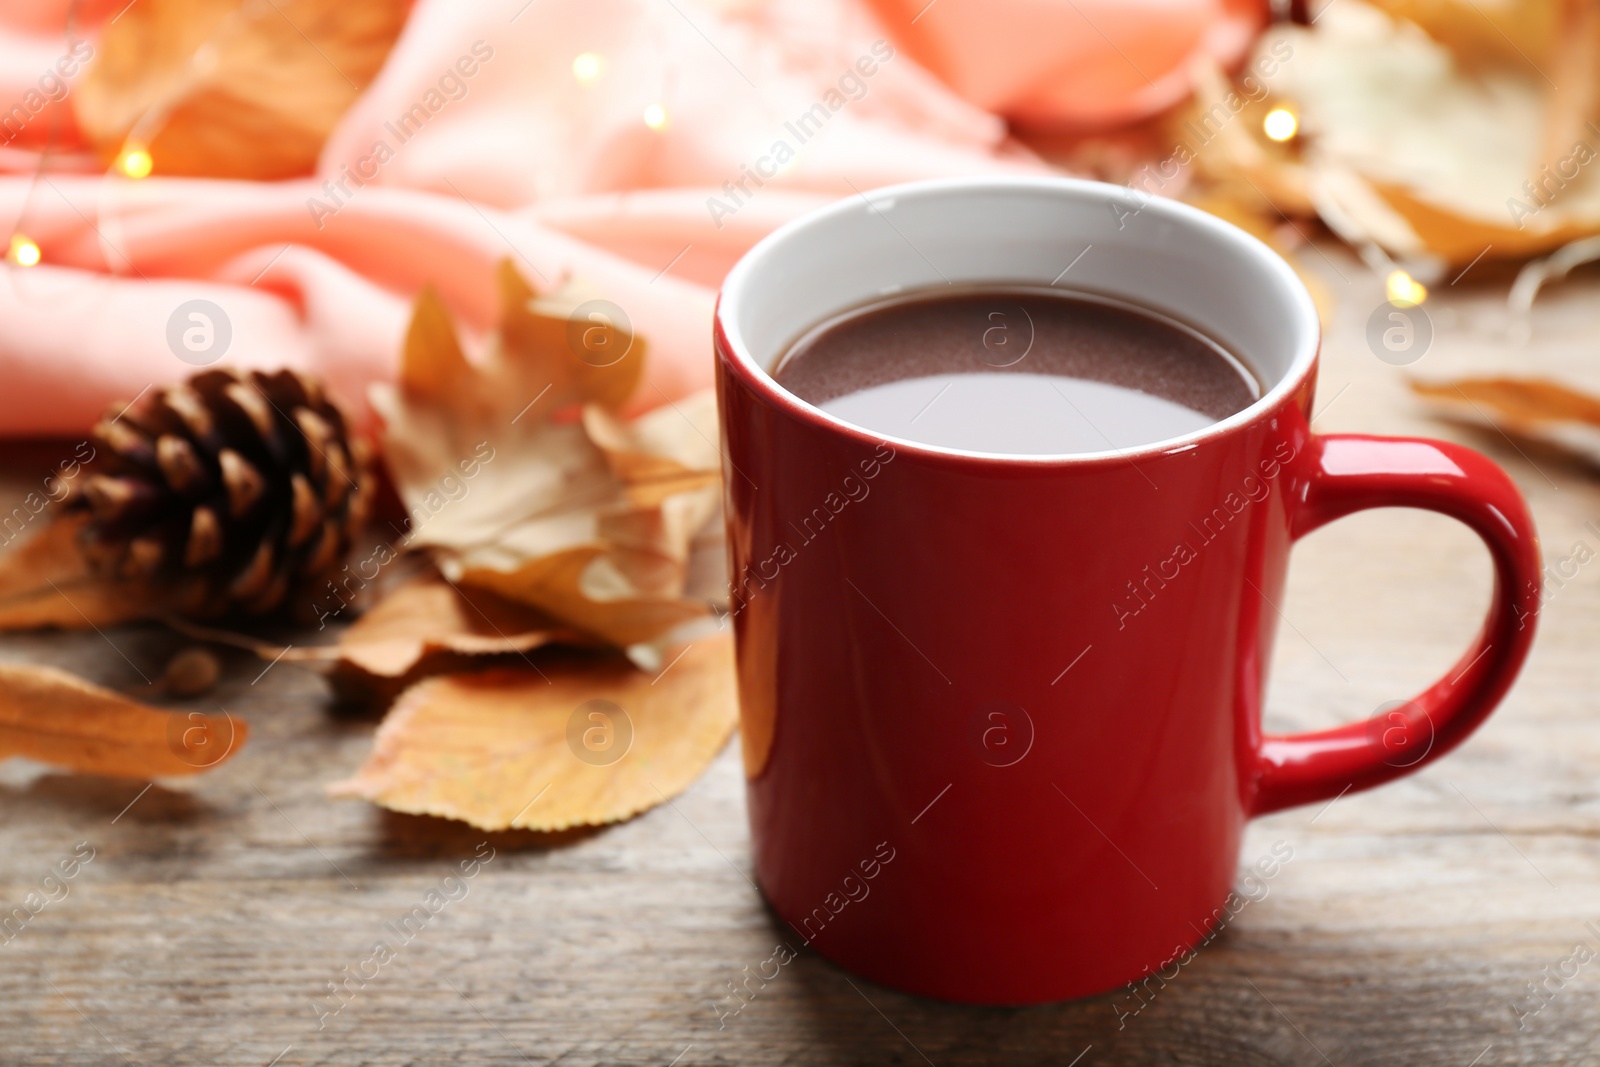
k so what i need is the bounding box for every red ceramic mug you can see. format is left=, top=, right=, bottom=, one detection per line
left=713, top=176, right=1542, bottom=1004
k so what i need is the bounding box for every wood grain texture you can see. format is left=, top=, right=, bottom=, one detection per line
left=2, top=258, right=1599, bottom=1065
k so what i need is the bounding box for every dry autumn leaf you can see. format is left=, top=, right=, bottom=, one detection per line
left=334, top=571, right=587, bottom=680
left=75, top=0, right=409, bottom=179
left=1533, top=1, right=1600, bottom=177
left=328, top=632, right=737, bottom=831
left=1236, top=4, right=1600, bottom=266
left=1412, top=376, right=1600, bottom=464
left=0, top=513, right=148, bottom=632
left=0, top=663, right=246, bottom=776
left=372, top=261, right=722, bottom=649
left=1366, top=0, right=1587, bottom=80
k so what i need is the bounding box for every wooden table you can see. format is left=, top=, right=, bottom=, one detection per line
left=3, top=251, right=1599, bottom=1066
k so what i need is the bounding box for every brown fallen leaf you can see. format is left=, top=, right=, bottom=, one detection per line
left=1232, top=5, right=1600, bottom=267
left=1366, top=0, right=1563, bottom=73
left=1411, top=376, right=1600, bottom=464
left=457, top=545, right=710, bottom=651
left=372, top=261, right=722, bottom=648
left=455, top=395, right=722, bottom=648
left=1536, top=0, right=1600, bottom=180
left=75, top=0, right=409, bottom=179
left=374, top=265, right=641, bottom=553
left=334, top=571, right=587, bottom=679
left=0, top=513, right=149, bottom=632
left=0, top=663, right=246, bottom=777
left=328, top=632, right=737, bottom=831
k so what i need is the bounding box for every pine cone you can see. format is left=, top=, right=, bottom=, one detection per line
left=71, top=368, right=376, bottom=618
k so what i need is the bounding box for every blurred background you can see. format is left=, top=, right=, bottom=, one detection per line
left=2, top=0, right=1597, bottom=439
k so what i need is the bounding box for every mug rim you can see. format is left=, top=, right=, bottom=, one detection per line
left=715, top=176, right=1321, bottom=467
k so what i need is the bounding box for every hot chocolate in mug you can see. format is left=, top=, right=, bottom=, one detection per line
left=713, top=177, right=1541, bottom=1004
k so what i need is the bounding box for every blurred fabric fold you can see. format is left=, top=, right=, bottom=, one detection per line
left=0, top=0, right=1259, bottom=435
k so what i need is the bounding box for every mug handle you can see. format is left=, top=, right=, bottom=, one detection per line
left=1248, top=434, right=1543, bottom=816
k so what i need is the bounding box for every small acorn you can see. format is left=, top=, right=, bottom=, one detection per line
left=161, top=647, right=222, bottom=697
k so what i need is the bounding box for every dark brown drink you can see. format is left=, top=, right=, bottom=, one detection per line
left=774, top=287, right=1258, bottom=455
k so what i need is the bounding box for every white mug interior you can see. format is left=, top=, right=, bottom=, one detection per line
left=716, top=176, right=1321, bottom=461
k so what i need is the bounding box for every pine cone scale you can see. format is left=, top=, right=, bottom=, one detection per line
left=218, top=449, right=266, bottom=519
left=288, top=475, right=322, bottom=548
left=185, top=507, right=223, bottom=568
left=156, top=435, right=209, bottom=495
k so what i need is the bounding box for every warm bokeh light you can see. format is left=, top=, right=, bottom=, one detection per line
left=8, top=233, right=40, bottom=266
left=1262, top=107, right=1298, bottom=142
left=117, top=146, right=154, bottom=179
left=572, top=52, right=605, bottom=85
left=1386, top=269, right=1427, bottom=307
left=642, top=102, right=668, bottom=130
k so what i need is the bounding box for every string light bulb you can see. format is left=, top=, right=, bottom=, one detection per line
left=8, top=233, right=40, bottom=266
left=572, top=52, right=605, bottom=85
left=1386, top=269, right=1427, bottom=307
left=117, top=145, right=153, bottom=179
left=642, top=102, right=668, bottom=130
left=1262, top=107, right=1298, bottom=143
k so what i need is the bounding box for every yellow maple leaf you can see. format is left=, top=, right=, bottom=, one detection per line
left=372, top=261, right=721, bottom=649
